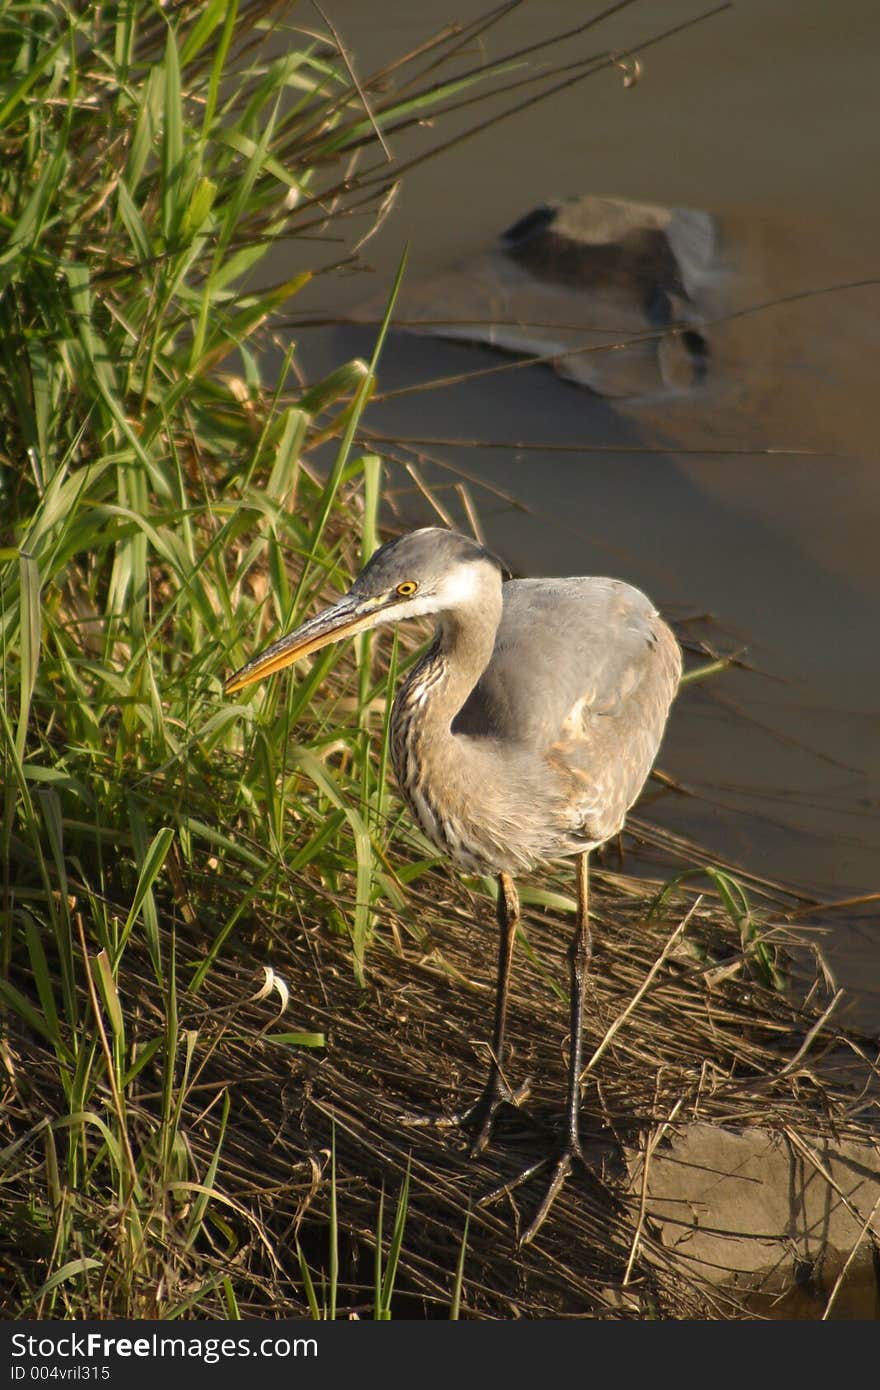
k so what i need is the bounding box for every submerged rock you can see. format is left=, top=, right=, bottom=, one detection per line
left=357, top=193, right=726, bottom=399
left=626, top=1122, right=880, bottom=1318
left=351, top=191, right=880, bottom=606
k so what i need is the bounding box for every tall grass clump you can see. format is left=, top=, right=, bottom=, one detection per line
left=0, top=0, right=560, bottom=1315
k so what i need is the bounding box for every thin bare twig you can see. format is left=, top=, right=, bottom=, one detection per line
left=623, top=1093, right=685, bottom=1286
left=583, top=897, right=702, bottom=1075
left=312, top=2, right=393, bottom=161
left=775, top=990, right=845, bottom=1079
left=821, top=1186, right=880, bottom=1320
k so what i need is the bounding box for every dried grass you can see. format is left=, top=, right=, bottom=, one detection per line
left=5, top=830, right=874, bottom=1319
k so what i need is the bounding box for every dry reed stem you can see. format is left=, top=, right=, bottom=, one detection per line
left=821, top=1187, right=880, bottom=1320
left=622, top=1093, right=685, bottom=1286
left=780, top=1124, right=880, bottom=1242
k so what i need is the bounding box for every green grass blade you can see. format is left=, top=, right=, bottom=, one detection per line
left=379, top=1159, right=410, bottom=1318
left=15, top=551, right=41, bottom=761
left=162, top=28, right=185, bottom=244
left=118, top=825, right=175, bottom=964
left=449, top=1207, right=470, bottom=1319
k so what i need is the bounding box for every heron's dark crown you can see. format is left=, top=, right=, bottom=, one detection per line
left=350, top=528, right=505, bottom=599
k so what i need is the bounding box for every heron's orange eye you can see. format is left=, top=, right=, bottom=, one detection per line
left=396, top=581, right=418, bottom=597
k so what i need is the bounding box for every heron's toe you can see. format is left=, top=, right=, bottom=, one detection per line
left=455, top=1075, right=531, bottom=1155
left=518, top=1144, right=582, bottom=1246
left=475, top=1137, right=588, bottom=1245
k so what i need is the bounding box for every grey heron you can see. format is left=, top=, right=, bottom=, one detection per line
left=225, top=527, right=681, bottom=1244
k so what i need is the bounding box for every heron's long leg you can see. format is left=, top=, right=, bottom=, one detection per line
left=564, top=848, right=592, bottom=1156
left=519, top=849, right=592, bottom=1245
left=463, top=871, right=523, bottom=1155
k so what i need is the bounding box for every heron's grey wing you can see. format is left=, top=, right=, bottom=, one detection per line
left=453, top=577, right=681, bottom=840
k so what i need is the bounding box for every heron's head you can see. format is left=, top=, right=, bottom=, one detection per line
left=224, top=528, right=504, bottom=694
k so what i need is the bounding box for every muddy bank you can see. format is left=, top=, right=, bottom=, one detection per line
left=626, top=1121, right=880, bottom=1318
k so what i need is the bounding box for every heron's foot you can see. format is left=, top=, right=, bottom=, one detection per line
left=519, top=1138, right=586, bottom=1245
left=441, top=1074, right=531, bottom=1156
left=478, top=1135, right=586, bottom=1246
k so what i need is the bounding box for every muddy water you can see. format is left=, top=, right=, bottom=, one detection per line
left=268, top=1, right=880, bottom=1021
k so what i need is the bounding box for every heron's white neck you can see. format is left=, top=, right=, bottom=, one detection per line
left=399, top=566, right=503, bottom=730
left=388, top=566, right=509, bottom=869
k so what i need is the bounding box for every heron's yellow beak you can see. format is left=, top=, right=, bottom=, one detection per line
left=224, top=595, right=386, bottom=695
